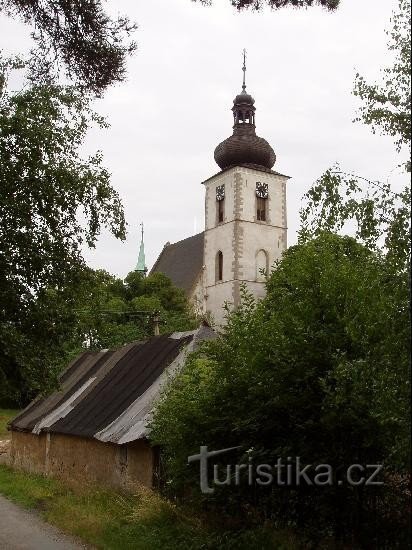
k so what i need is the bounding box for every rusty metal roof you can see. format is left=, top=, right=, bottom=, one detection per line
left=9, top=326, right=215, bottom=444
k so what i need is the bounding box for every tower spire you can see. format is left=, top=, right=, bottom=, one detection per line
left=213, top=51, right=276, bottom=170
left=136, top=222, right=147, bottom=276
left=242, top=48, right=247, bottom=93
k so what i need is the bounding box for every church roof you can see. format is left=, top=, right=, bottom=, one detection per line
left=150, top=232, right=204, bottom=294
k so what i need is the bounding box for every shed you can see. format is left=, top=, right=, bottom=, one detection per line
left=8, top=325, right=215, bottom=490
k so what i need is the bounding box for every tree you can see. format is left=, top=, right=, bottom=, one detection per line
left=354, top=0, right=411, bottom=169
left=61, top=269, right=197, bottom=359
left=299, top=166, right=411, bottom=271
left=0, top=61, right=126, bottom=405
left=151, top=233, right=410, bottom=545
left=0, top=0, right=137, bottom=95
left=195, top=0, right=339, bottom=10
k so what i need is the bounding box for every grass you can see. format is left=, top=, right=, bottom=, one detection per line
left=0, top=409, right=19, bottom=439
left=0, top=464, right=301, bottom=549
left=0, top=406, right=301, bottom=548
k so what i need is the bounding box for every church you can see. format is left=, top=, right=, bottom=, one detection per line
left=150, top=56, right=290, bottom=324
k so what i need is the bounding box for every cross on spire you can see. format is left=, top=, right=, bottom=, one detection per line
left=242, top=48, right=247, bottom=92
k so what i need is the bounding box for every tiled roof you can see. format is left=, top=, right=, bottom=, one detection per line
left=9, top=326, right=215, bottom=443
left=150, top=232, right=204, bottom=294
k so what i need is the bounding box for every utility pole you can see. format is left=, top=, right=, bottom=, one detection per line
left=152, top=311, right=161, bottom=336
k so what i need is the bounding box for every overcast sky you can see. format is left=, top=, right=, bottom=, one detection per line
left=1, top=0, right=405, bottom=278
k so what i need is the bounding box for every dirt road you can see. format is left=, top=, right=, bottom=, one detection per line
left=0, top=495, right=87, bottom=549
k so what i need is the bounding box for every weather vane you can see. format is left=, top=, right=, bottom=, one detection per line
left=242, top=48, right=247, bottom=92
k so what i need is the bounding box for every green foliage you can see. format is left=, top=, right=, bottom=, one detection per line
left=299, top=166, right=411, bottom=271
left=0, top=0, right=137, bottom=94
left=63, top=269, right=197, bottom=356
left=354, top=0, right=411, bottom=168
left=0, top=59, right=194, bottom=407
left=0, top=64, right=127, bottom=405
left=0, top=464, right=299, bottom=549
left=151, top=233, right=410, bottom=543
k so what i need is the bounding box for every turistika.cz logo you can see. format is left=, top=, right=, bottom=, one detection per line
left=188, top=446, right=384, bottom=494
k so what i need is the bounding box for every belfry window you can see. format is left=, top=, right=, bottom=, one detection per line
left=256, top=196, right=267, bottom=221
left=216, top=184, right=225, bottom=224
left=233, top=107, right=255, bottom=125
left=216, top=251, right=223, bottom=282
left=256, top=182, right=268, bottom=221
left=217, top=199, right=224, bottom=223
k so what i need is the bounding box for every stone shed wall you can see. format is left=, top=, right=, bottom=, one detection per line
left=10, top=431, right=154, bottom=491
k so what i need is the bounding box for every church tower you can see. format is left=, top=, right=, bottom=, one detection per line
left=202, top=53, right=289, bottom=324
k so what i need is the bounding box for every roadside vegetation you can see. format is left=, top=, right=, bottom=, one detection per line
left=0, top=465, right=304, bottom=550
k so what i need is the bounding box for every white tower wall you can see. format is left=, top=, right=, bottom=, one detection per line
left=202, top=166, right=288, bottom=325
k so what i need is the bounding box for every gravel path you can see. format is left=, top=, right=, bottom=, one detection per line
left=0, top=494, right=88, bottom=549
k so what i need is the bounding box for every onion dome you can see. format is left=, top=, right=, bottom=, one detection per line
left=233, top=91, right=255, bottom=106
left=214, top=52, right=276, bottom=171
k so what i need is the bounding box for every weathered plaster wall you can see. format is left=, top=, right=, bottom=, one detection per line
left=10, top=431, right=47, bottom=475
left=188, top=270, right=205, bottom=316
left=126, top=440, right=155, bottom=488
left=10, top=431, right=154, bottom=490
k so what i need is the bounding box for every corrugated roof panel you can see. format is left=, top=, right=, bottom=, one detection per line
left=10, top=351, right=103, bottom=432
left=96, top=325, right=216, bottom=443
left=9, top=326, right=216, bottom=444
left=9, top=351, right=92, bottom=431
left=49, top=334, right=192, bottom=438
left=32, top=376, right=97, bottom=435
left=95, top=333, right=196, bottom=443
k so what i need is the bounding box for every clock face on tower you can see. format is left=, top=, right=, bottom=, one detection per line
left=256, top=182, right=268, bottom=199
left=216, top=184, right=225, bottom=201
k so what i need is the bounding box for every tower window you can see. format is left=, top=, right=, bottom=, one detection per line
left=256, top=196, right=267, bottom=221
left=216, top=185, right=225, bottom=224
left=217, top=198, right=224, bottom=223
left=256, top=249, right=269, bottom=282
left=216, top=251, right=223, bottom=282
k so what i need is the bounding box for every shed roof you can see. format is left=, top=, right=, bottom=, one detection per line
left=149, top=232, right=204, bottom=294
left=10, top=325, right=215, bottom=444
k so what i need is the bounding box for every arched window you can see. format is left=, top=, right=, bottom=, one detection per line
left=216, top=251, right=223, bottom=282
left=256, top=250, right=268, bottom=282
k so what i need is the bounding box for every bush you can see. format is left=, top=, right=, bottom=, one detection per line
left=150, top=233, right=410, bottom=546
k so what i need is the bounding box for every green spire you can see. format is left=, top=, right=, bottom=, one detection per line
left=136, top=222, right=147, bottom=275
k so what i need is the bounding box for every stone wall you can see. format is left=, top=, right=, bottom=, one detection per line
left=10, top=430, right=154, bottom=491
